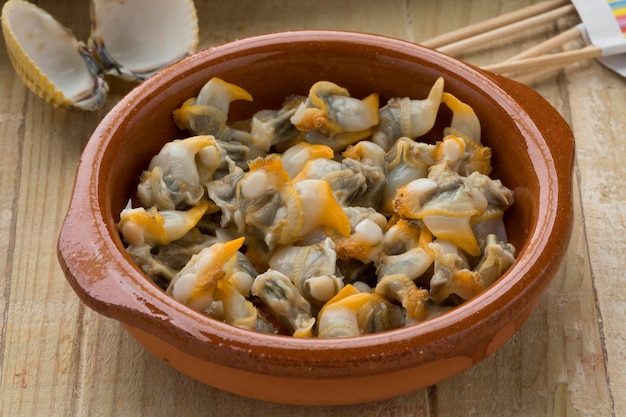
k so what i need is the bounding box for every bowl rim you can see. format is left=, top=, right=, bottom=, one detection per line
left=58, top=29, right=574, bottom=377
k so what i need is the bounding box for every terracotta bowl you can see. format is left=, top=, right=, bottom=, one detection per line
left=57, top=30, right=574, bottom=405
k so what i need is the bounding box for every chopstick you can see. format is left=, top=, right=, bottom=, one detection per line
left=494, top=24, right=593, bottom=84
left=421, top=0, right=570, bottom=49
left=509, top=65, right=566, bottom=84
left=424, top=2, right=576, bottom=56
left=421, top=0, right=602, bottom=84
left=482, top=44, right=601, bottom=75
left=503, top=25, right=583, bottom=62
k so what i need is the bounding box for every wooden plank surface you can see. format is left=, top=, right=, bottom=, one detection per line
left=0, top=0, right=623, bottom=415
left=564, top=57, right=626, bottom=417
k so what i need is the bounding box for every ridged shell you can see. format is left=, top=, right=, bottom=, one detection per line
left=89, top=0, right=198, bottom=82
left=1, top=0, right=107, bottom=110
left=0, top=0, right=198, bottom=110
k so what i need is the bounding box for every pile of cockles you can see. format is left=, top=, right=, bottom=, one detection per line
left=117, top=77, right=517, bottom=338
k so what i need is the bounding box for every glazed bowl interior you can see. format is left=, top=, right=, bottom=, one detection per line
left=59, top=30, right=573, bottom=405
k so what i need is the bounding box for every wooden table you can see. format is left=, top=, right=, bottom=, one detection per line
left=1, top=0, right=624, bottom=415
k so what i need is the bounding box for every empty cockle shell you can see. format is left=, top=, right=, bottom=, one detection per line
left=0, top=0, right=198, bottom=110
left=88, top=0, right=199, bottom=82
left=1, top=0, right=106, bottom=110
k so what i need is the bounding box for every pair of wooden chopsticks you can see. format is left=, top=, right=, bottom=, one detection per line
left=421, top=0, right=601, bottom=83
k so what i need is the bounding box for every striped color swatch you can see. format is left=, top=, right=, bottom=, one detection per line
left=607, top=0, right=626, bottom=37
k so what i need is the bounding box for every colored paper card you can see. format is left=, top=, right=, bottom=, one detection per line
left=572, top=0, right=626, bottom=76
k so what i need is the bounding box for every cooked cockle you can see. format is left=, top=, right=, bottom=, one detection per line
left=380, top=137, right=437, bottom=215
left=371, top=77, right=444, bottom=151
left=473, top=234, right=516, bottom=288
left=316, top=284, right=374, bottom=338
left=281, top=142, right=334, bottom=179
left=343, top=140, right=387, bottom=169
left=408, top=164, right=514, bottom=257
left=292, top=157, right=360, bottom=206
left=234, top=155, right=303, bottom=247
left=415, top=182, right=487, bottom=257
left=149, top=228, right=220, bottom=275
left=291, top=153, right=342, bottom=182
left=441, top=92, right=481, bottom=143
left=376, top=219, right=435, bottom=282
left=293, top=142, right=387, bottom=208
left=214, top=276, right=258, bottom=331
left=213, top=139, right=267, bottom=176
left=120, top=77, right=519, bottom=339
left=393, top=135, right=510, bottom=257
left=340, top=141, right=387, bottom=207
left=332, top=206, right=387, bottom=264
left=374, top=274, right=429, bottom=325
left=138, top=134, right=264, bottom=211
left=464, top=171, right=515, bottom=243
left=138, top=135, right=218, bottom=210
left=431, top=134, right=467, bottom=178
left=173, top=77, right=253, bottom=140
left=445, top=128, right=492, bottom=176
left=290, top=81, right=379, bottom=151
left=247, top=96, right=305, bottom=152
left=269, top=238, right=344, bottom=309
left=251, top=269, right=316, bottom=337
left=118, top=200, right=210, bottom=247
left=236, top=155, right=351, bottom=248
left=229, top=252, right=259, bottom=297
left=428, top=240, right=484, bottom=306
left=291, top=81, right=379, bottom=134
left=125, top=227, right=222, bottom=288
left=393, top=168, right=487, bottom=258
left=437, top=92, right=490, bottom=175
left=205, top=158, right=245, bottom=227
left=392, top=178, right=438, bottom=221
left=357, top=292, right=406, bottom=334
left=166, top=237, right=245, bottom=311
left=292, top=179, right=352, bottom=238
left=126, top=243, right=178, bottom=287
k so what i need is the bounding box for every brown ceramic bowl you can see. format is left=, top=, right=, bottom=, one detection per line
left=57, top=31, right=574, bottom=405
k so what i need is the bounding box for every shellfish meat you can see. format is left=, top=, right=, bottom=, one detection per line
left=316, top=284, right=373, bottom=338
left=372, top=77, right=444, bottom=151
left=118, top=77, right=519, bottom=339
left=291, top=81, right=380, bottom=151
left=166, top=237, right=245, bottom=312
left=251, top=269, right=316, bottom=337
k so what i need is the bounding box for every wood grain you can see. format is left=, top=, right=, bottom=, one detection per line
left=564, top=58, right=626, bottom=417
left=1, top=0, right=623, bottom=415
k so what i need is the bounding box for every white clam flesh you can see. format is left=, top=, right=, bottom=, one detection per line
left=118, top=76, right=518, bottom=338
left=372, top=77, right=444, bottom=151
left=251, top=269, right=316, bottom=337
left=166, top=237, right=244, bottom=312
left=316, top=285, right=373, bottom=338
